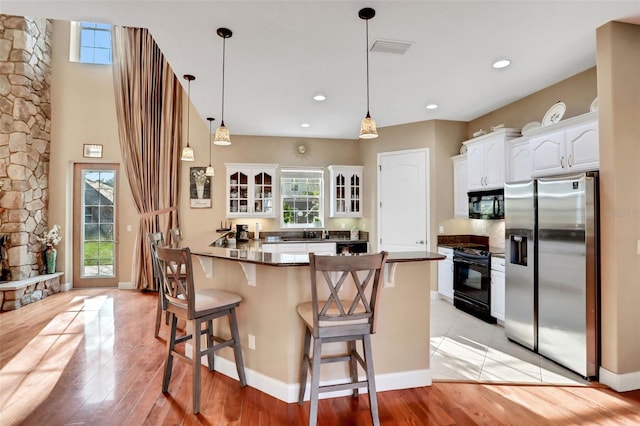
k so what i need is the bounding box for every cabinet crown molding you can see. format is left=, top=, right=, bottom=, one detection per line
left=522, top=111, right=598, bottom=137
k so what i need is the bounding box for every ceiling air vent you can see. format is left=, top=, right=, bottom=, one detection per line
left=370, top=39, right=413, bottom=55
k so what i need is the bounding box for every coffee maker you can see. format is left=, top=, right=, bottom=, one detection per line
left=236, top=224, right=250, bottom=242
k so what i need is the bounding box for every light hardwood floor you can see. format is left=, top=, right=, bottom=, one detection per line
left=1, top=288, right=638, bottom=425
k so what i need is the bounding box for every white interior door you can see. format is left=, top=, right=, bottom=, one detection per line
left=378, top=149, right=429, bottom=252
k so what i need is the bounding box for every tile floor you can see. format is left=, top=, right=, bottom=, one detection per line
left=430, top=295, right=591, bottom=385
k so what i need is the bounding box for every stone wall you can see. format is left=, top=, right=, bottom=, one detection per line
left=0, top=15, right=52, bottom=280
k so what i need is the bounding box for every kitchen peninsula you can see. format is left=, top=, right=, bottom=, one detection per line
left=189, top=243, right=444, bottom=403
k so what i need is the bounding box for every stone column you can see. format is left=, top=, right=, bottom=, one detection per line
left=0, top=15, right=52, bottom=280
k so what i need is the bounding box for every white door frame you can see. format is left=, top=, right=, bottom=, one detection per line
left=377, top=148, right=431, bottom=252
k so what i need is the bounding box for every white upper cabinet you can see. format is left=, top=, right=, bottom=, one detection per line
left=328, top=165, right=363, bottom=218
left=225, top=163, right=278, bottom=218
left=452, top=154, right=468, bottom=218
left=506, top=137, right=533, bottom=182
left=464, top=129, right=520, bottom=191
left=529, top=112, right=599, bottom=177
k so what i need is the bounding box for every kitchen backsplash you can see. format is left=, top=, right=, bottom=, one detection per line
left=439, top=218, right=505, bottom=250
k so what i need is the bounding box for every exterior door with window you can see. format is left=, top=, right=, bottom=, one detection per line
left=73, top=163, right=119, bottom=287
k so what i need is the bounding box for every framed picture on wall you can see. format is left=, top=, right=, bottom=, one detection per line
left=190, top=167, right=212, bottom=208
left=83, top=144, right=103, bottom=158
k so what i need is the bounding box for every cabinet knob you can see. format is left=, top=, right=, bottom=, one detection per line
left=416, top=240, right=425, bottom=245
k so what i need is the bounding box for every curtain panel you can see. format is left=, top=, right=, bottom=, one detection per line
left=112, top=26, right=182, bottom=290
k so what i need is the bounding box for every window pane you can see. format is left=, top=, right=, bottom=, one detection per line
left=94, top=30, right=111, bottom=48
left=80, top=46, right=94, bottom=63
left=280, top=168, right=324, bottom=228
left=80, top=29, right=95, bottom=47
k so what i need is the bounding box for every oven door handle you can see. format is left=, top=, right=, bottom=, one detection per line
left=454, top=257, right=487, bottom=267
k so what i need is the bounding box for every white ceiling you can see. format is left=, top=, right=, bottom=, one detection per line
left=2, top=1, right=639, bottom=140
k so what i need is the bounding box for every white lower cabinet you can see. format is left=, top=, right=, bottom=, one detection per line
left=491, top=257, right=505, bottom=322
left=437, top=247, right=454, bottom=301
left=261, top=242, right=336, bottom=255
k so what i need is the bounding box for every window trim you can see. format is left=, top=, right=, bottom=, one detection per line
left=280, top=167, right=325, bottom=229
left=69, top=21, right=113, bottom=65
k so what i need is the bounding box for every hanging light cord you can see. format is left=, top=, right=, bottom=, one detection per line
left=221, top=36, right=226, bottom=125
left=365, top=16, right=370, bottom=116
left=186, top=79, right=191, bottom=146
left=208, top=119, right=213, bottom=162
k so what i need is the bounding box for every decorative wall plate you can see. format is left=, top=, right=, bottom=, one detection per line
left=522, top=121, right=541, bottom=133
left=542, top=102, right=566, bottom=126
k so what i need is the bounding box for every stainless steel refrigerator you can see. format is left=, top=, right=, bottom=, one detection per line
left=504, top=172, right=599, bottom=378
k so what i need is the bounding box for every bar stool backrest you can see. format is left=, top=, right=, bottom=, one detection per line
left=156, top=246, right=196, bottom=319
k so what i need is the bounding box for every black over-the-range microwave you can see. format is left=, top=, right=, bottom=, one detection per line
left=468, top=189, right=505, bottom=220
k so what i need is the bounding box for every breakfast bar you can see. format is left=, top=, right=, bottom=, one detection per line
left=189, top=244, right=444, bottom=403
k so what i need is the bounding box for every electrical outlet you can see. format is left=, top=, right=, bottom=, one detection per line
left=637, top=240, right=640, bottom=255
left=248, top=334, right=256, bottom=350
left=127, top=224, right=131, bottom=232
left=439, top=225, right=444, bottom=234
left=341, top=223, right=346, bottom=229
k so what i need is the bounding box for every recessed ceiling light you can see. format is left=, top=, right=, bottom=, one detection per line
left=301, top=123, right=310, bottom=128
left=492, top=59, right=511, bottom=69
left=313, top=94, right=326, bottom=101
left=426, top=104, right=438, bottom=110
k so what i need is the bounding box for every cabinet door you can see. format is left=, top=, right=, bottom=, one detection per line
left=307, top=242, right=336, bottom=254
left=466, top=143, right=485, bottom=191
left=530, top=131, right=565, bottom=176
left=565, top=121, right=599, bottom=172
left=227, top=169, right=249, bottom=216
left=437, top=247, right=454, bottom=300
left=251, top=169, right=276, bottom=217
left=491, top=270, right=505, bottom=321
left=452, top=156, right=468, bottom=218
left=483, top=138, right=505, bottom=189
left=328, top=166, right=363, bottom=218
left=507, top=140, right=532, bottom=182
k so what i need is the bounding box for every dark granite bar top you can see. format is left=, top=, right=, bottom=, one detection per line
left=192, top=246, right=444, bottom=267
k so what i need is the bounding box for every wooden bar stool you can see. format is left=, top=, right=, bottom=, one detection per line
left=297, top=251, right=388, bottom=426
left=155, top=245, right=247, bottom=414
left=148, top=232, right=166, bottom=338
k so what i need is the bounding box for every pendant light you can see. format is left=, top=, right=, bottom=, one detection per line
left=180, top=74, right=196, bottom=161
left=205, top=117, right=216, bottom=176
left=214, top=27, right=233, bottom=146
left=358, top=7, right=378, bottom=139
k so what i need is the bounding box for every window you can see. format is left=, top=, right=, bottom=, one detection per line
left=69, top=21, right=112, bottom=64
left=280, top=168, right=324, bottom=228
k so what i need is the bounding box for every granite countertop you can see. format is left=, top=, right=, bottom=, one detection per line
left=191, top=245, right=444, bottom=267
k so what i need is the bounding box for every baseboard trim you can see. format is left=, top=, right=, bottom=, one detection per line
left=61, top=281, right=73, bottom=292
left=118, top=281, right=135, bottom=290
left=599, top=367, right=640, bottom=392
left=195, top=349, right=431, bottom=403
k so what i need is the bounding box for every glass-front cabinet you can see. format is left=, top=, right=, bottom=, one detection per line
left=328, top=165, right=363, bottom=218
left=225, top=163, right=277, bottom=218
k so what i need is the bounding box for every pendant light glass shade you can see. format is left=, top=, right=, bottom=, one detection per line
left=181, top=74, right=196, bottom=161
left=358, top=8, right=378, bottom=139
left=214, top=28, right=233, bottom=146
left=359, top=112, right=378, bottom=139
left=214, top=121, right=231, bottom=146
left=180, top=146, right=195, bottom=161
left=205, top=116, right=215, bottom=176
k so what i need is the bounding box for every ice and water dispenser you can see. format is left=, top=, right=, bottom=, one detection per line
left=510, top=234, right=528, bottom=266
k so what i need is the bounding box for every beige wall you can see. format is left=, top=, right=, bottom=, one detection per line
left=469, top=67, right=598, bottom=139
left=50, top=20, right=137, bottom=286
left=596, top=21, right=640, bottom=379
